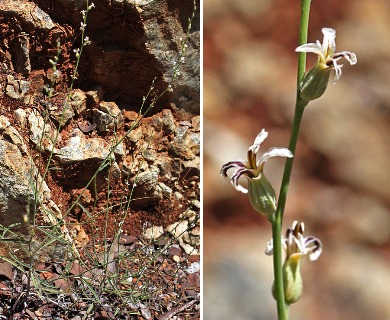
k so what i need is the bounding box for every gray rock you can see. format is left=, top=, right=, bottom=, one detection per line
left=0, top=0, right=56, bottom=31
left=49, top=99, right=75, bottom=127
left=86, top=88, right=104, bottom=108
left=13, top=33, right=31, bottom=76
left=142, top=148, right=157, bottom=162
left=143, top=226, right=164, bottom=240
left=141, top=1, right=200, bottom=113
left=133, top=170, right=162, bottom=206
left=112, top=138, right=126, bottom=157
left=27, top=108, right=57, bottom=152
left=43, top=0, right=199, bottom=113
left=170, top=126, right=200, bottom=160
left=158, top=182, right=172, bottom=198
left=4, top=126, right=28, bottom=154
left=191, top=115, right=200, bottom=132
left=6, top=75, right=29, bottom=100
left=0, top=139, right=35, bottom=229
left=93, top=109, right=113, bottom=132
left=56, top=129, right=114, bottom=164
left=14, top=109, right=27, bottom=128
left=153, top=109, right=176, bottom=133
left=0, top=116, right=10, bottom=130
left=128, top=126, right=144, bottom=143
left=93, top=101, right=123, bottom=132
left=0, top=131, right=63, bottom=239
left=69, top=89, right=87, bottom=115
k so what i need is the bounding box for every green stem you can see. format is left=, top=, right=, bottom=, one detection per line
left=272, top=0, right=311, bottom=319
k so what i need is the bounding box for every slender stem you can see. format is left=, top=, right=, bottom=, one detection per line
left=272, top=219, right=288, bottom=320
left=297, top=0, right=312, bottom=87
left=272, top=0, right=311, bottom=319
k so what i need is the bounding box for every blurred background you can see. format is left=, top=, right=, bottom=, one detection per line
left=203, top=0, right=390, bottom=319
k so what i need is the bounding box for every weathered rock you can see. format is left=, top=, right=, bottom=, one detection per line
left=92, top=109, right=112, bottom=132
left=158, top=182, right=173, bottom=198
left=180, top=209, right=197, bottom=222
left=6, top=75, right=29, bottom=100
left=152, top=109, right=176, bottom=133
left=0, top=0, right=56, bottom=31
left=4, top=126, right=28, bottom=154
left=139, top=1, right=200, bottom=113
left=55, top=129, right=114, bottom=164
left=14, top=108, right=28, bottom=128
left=142, top=147, right=157, bottom=162
left=132, top=170, right=162, bottom=206
left=0, top=139, right=35, bottom=228
left=69, top=89, right=87, bottom=115
left=86, top=89, right=103, bottom=108
left=121, top=154, right=149, bottom=176
left=143, top=226, right=164, bottom=240
left=170, top=126, right=200, bottom=160
left=93, top=101, right=124, bottom=132
left=27, top=108, right=58, bottom=151
left=31, top=0, right=199, bottom=113
left=127, top=126, right=143, bottom=143
left=112, top=138, right=126, bottom=157
left=0, top=116, right=10, bottom=130
left=48, top=98, right=75, bottom=127
left=0, top=124, right=66, bottom=242
left=13, top=33, right=31, bottom=76
left=167, top=220, right=189, bottom=239
left=191, top=115, right=200, bottom=132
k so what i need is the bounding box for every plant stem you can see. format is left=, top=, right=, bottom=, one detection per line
left=272, top=0, right=311, bottom=319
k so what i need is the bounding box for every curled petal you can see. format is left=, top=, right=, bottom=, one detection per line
left=331, top=52, right=357, bottom=82
left=220, top=160, right=247, bottom=177
left=295, top=42, right=322, bottom=54
left=230, top=167, right=253, bottom=193
left=321, top=28, right=336, bottom=54
left=334, top=51, right=357, bottom=65
left=332, top=61, right=343, bottom=82
left=258, top=147, right=294, bottom=167
left=304, top=237, right=323, bottom=261
left=249, top=129, right=268, bottom=154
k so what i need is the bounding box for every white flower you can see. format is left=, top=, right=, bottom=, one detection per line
left=296, top=28, right=357, bottom=83
left=80, top=22, right=87, bottom=31
left=265, top=221, right=322, bottom=261
left=84, top=36, right=91, bottom=45
left=221, top=129, right=293, bottom=194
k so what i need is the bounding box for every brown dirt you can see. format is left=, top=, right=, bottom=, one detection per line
left=0, top=1, right=200, bottom=318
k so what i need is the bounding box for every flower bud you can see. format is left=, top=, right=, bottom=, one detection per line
left=247, top=174, right=276, bottom=220
left=299, top=64, right=331, bottom=101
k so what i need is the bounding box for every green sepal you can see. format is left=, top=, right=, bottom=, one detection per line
left=300, top=64, right=331, bottom=101
left=282, top=254, right=303, bottom=304
left=247, top=174, right=277, bottom=220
